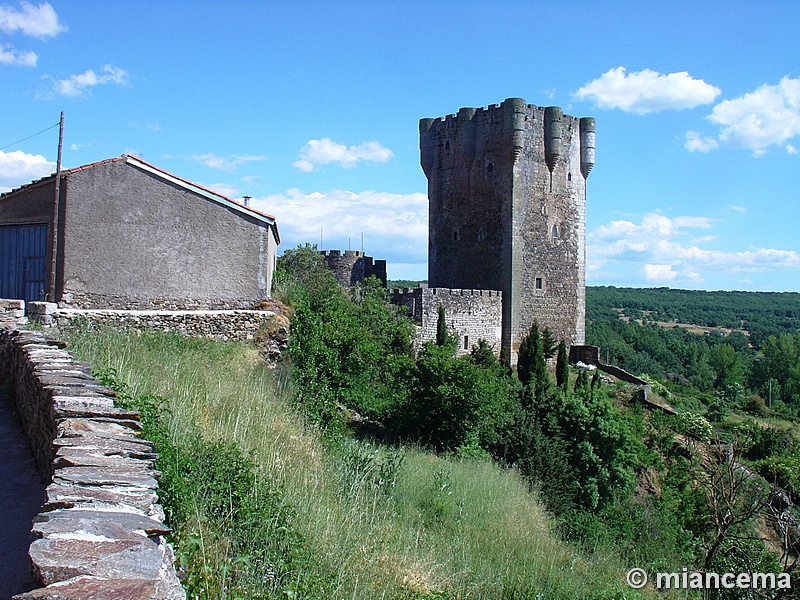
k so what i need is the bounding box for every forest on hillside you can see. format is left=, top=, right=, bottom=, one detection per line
left=587, top=286, right=800, bottom=411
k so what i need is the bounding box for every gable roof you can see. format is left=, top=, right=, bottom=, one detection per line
left=0, top=154, right=280, bottom=244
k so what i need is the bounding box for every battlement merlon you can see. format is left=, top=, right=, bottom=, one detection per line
left=391, top=286, right=502, bottom=299
left=420, top=97, right=595, bottom=178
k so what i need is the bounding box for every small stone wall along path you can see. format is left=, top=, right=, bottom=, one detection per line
left=0, top=321, right=184, bottom=600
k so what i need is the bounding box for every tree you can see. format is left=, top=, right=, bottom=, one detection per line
left=541, top=326, right=558, bottom=359
left=394, top=343, right=515, bottom=450
left=708, top=343, right=744, bottom=389
left=574, top=368, right=589, bottom=393
left=556, top=340, right=569, bottom=389
left=470, top=338, right=497, bottom=368
left=517, top=321, right=549, bottom=396
left=696, top=443, right=773, bottom=576
left=436, top=304, right=450, bottom=347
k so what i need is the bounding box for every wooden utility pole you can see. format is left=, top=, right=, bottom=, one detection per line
left=49, top=111, right=63, bottom=302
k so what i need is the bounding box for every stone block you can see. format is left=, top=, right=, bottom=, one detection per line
left=0, top=298, right=25, bottom=311
left=27, top=302, right=58, bottom=316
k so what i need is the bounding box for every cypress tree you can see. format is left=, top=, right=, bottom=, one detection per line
left=517, top=321, right=540, bottom=386
left=518, top=320, right=551, bottom=398
left=542, top=326, right=558, bottom=359
left=556, top=340, right=569, bottom=389
left=436, top=304, right=448, bottom=346
left=574, top=369, right=589, bottom=392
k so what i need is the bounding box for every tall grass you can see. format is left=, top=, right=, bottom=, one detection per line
left=62, top=324, right=656, bottom=599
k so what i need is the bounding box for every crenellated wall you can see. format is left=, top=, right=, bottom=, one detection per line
left=391, top=285, right=503, bottom=357
left=0, top=306, right=184, bottom=598
left=320, top=250, right=387, bottom=287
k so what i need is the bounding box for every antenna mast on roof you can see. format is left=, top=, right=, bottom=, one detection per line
left=49, top=111, right=64, bottom=302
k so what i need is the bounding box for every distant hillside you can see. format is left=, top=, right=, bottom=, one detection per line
left=387, top=279, right=427, bottom=289
left=587, top=286, right=800, bottom=347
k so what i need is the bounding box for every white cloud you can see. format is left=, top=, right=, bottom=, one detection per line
left=574, top=67, right=721, bottom=114
left=252, top=188, right=427, bottom=267
left=192, top=153, right=266, bottom=172
left=204, top=182, right=240, bottom=198
left=0, top=148, right=54, bottom=191
left=711, top=77, right=800, bottom=153
left=0, top=43, right=35, bottom=65
left=727, top=205, right=747, bottom=214
left=53, top=64, right=129, bottom=97
left=685, top=130, right=718, bottom=152
left=0, top=1, right=65, bottom=38
left=641, top=264, right=677, bottom=283
left=589, top=212, right=800, bottom=286
left=687, top=77, right=800, bottom=155
left=293, top=138, right=394, bottom=172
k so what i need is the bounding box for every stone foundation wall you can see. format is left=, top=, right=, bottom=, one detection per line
left=58, top=292, right=260, bottom=311
left=48, top=307, right=280, bottom=343
left=0, top=319, right=184, bottom=598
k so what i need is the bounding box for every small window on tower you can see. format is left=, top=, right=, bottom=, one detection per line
left=552, top=225, right=559, bottom=239
left=464, top=336, right=469, bottom=350
left=445, top=141, right=450, bottom=150
left=453, top=230, right=460, bottom=241
left=486, top=162, right=494, bottom=173
left=567, top=172, right=572, bottom=182
left=535, top=277, right=543, bottom=290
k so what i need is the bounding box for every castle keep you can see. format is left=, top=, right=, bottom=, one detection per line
left=420, top=98, right=594, bottom=363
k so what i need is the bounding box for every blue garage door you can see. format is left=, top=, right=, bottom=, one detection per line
left=0, top=224, right=48, bottom=303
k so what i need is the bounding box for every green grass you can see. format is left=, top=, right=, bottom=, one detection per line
left=61, top=323, right=656, bottom=599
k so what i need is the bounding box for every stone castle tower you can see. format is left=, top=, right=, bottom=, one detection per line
left=420, top=97, right=595, bottom=363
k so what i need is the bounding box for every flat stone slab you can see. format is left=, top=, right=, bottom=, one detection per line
left=43, top=484, right=161, bottom=517
left=55, top=444, right=156, bottom=462
left=46, top=385, right=116, bottom=398
left=53, top=467, right=159, bottom=490
left=33, top=508, right=170, bottom=539
left=52, top=395, right=115, bottom=409
left=29, top=536, right=165, bottom=585
left=13, top=574, right=185, bottom=600
left=52, top=451, right=155, bottom=472
left=57, top=418, right=143, bottom=438
left=53, top=435, right=155, bottom=454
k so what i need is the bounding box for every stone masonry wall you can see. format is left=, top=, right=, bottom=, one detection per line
left=320, top=250, right=387, bottom=287
left=391, top=286, right=502, bottom=357
left=49, top=308, right=279, bottom=342
left=0, top=318, right=184, bottom=599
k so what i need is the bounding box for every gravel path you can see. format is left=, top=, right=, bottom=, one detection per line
left=0, top=388, right=46, bottom=598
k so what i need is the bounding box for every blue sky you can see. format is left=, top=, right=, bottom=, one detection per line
left=1, top=1, right=798, bottom=291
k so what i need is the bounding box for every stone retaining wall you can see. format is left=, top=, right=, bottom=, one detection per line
left=47, top=307, right=279, bottom=343
left=0, top=323, right=184, bottom=599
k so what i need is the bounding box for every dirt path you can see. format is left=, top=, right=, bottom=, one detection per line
left=0, top=388, right=46, bottom=598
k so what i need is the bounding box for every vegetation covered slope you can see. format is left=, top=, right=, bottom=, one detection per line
left=57, top=271, right=799, bottom=599
left=62, top=324, right=644, bottom=599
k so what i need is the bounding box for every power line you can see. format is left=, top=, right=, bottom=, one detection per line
left=0, top=121, right=60, bottom=152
